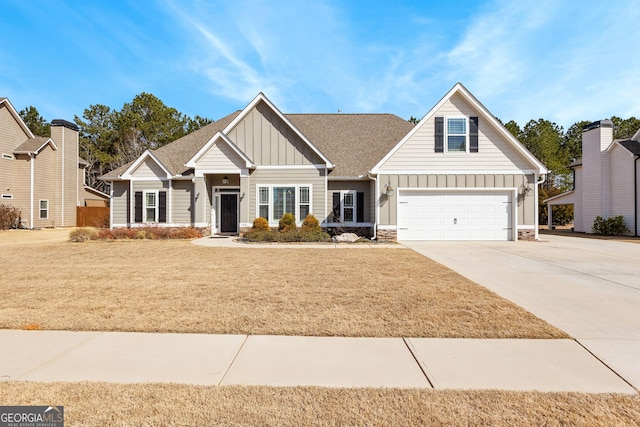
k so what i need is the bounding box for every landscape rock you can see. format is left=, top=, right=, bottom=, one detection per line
left=332, top=233, right=360, bottom=243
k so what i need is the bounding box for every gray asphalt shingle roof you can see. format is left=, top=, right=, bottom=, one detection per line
left=101, top=111, right=415, bottom=180
left=617, top=139, right=640, bottom=155
left=13, top=136, right=53, bottom=154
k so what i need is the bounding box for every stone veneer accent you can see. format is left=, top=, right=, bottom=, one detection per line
left=376, top=228, right=397, bottom=242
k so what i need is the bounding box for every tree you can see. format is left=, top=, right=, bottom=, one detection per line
left=19, top=106, right=50, bottom=137
left=519, top=119, right=568, bottom=189
left=115, top=92, right=190, bottom=164
left=187, top=115, right=214, bottom=133
left=408, top=116, right=420, bottom=124
left=610, top=116, right=640, bottom=139
left=503, top=120, right=523, bottom=141
left=75, top=104, right=119, bottom=193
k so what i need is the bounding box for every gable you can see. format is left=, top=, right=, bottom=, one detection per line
left=225, top=100, right=326, bottom=166
left=130, top=157, right=170, bottom=179
left=0, top=102, right=33, bottom=154
left=191, top=135, right=253, bottom=172
left=377, top=93, right=534, bottom=172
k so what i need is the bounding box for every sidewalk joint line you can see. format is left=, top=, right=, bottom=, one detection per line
left=403, top=338, right=434, bottom=389
left=218, top=334, right=249, bottom=386
left=574, top=339, right=639, bottom=393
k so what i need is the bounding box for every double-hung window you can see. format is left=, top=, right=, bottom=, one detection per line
left=39, top=200, right=48, bottom=219
left=332, top=191, right=364, bottom=223
left=144, top=191, right=158, bottom=222
left=257, top=185, right=311, bottom=223
left=435, top=116, right=479, bottom=153
left=447, top=118, right=467, bottom=152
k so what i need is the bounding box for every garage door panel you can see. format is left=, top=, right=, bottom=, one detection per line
left=397, top=191, right=512, bottom=241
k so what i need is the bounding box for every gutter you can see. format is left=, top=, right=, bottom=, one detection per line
left=367, top=172, right=377, bottom=240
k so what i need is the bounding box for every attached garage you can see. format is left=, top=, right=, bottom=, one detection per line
left=397, top=190, right=515, bottom=241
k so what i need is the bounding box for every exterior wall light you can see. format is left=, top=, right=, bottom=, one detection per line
left=384, top=184, right=394, bottom=197
left=222, top=175, right=229, bottom=185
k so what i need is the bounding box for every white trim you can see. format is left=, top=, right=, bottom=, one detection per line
left=61, top=126, right=65, bottom=227
left=120, top=150, right=172, bottom=180
left=371, top=83, right=547, bottom=175
left=373, top=170, right=537, bottom=175
left=255, top=164, right=326, bottom=170
left=129, top=180, right=134, bottom=224
left=222, top=93, right=335, bottom=169
left=211, top=186, right=241, bottom=234
left=632, top=128, right=640, bottom=141
left=395, top=187, right=518, bottom=242
left=324, top=222, right=374, bottom=227
left=143, top=190, right=159, bottom=223
left=127, top=177, right=171, bottom=181
left=185, top=131, right=255, bottom=169
left=109, top=184, right=114, bottom=229
left=607, top=140, right=638, bottom=157
left=254, top=184, right=313, bottom=226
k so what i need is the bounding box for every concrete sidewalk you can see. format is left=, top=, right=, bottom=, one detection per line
left=0, top=330, right=635, bottom=393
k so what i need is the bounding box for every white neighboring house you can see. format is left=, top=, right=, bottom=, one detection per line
left=545, top=120, right=640, bottom=235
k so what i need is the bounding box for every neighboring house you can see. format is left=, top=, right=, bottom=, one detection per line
left=101, top=83, right=547, bottom=241
left=545, top=120, right=640, bottom=236
left=0, top=97, right=108, bottom=228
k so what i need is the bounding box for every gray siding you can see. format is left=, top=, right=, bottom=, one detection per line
left=112, top=181, right=129, bottom=224
left=226, top=101, right=323, bottom=166
left=378, top=173, right=535, bottom=226
left=171, top=180, right=193, bottom=224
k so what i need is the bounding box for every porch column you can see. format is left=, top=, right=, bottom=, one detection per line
left=547, top=203, right=553, bottom=230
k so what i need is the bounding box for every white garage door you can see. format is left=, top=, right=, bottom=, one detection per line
left=397, top=191, right=513, bottom=241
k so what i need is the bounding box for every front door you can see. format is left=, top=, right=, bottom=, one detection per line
left=220, top=194, right=238, bottom=233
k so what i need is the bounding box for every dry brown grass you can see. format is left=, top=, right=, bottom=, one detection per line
left=1, top=382, right=638, bottom=426
left=0, top=235, right=566, bottom=338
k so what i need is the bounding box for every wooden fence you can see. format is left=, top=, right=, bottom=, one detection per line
left=76, top=206, right=110, bottom=228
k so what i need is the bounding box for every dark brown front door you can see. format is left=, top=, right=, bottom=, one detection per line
left=220, top=194, right=238, bottom=233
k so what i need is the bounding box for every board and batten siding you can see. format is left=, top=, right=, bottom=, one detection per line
left=379, top=94, right=532, bottom=172
left=249, top=167, right=327, bottom=223
left=327, top=180, right=374, bottom=223
left=378, top=173, right=535, bottom=226
left=609, top=145, right=636, bottom=234
left=226, top=101, right=322, bottom=166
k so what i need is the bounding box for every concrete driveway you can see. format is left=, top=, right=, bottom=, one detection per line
left=404, top=234, right=640, bottom=391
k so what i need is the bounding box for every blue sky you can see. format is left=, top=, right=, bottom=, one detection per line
left=1, top=0, right=639, bottom=130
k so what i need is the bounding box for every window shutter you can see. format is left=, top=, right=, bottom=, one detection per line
left=158, top=191, right=167, bottom=223
left=332, top=192, right=341, bottom=222
left=470, top=116, right=479, bottom=153
left=435, top=116, right=444, bottom=152
left=356, top=192, right=364, bottom=222
left=134, top=191, right=143, bottom=223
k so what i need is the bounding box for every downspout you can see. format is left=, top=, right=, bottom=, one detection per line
left=635, top=155, right=639, bottom=236
left=30, top=153, right=35, bottom=229
left=368, top=172, right=377, bottom=240
left=534, top=173, right=546, bottom=241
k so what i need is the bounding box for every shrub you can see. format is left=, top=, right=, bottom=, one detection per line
left=0, top=204, right=21, bottom=230
left=252, top=217, right=270, bottom=231
left=592, top=215, right=628, bottom=236
left=243, top=229, right=277, bottom=242
left=301, top=214, right=321, bottom=232
left=69, top=227, right=99, bottom=242
left=278, top=212, right=297, bottom=232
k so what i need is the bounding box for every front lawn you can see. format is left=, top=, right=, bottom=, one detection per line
left=0, top=236, right=565, bottom=338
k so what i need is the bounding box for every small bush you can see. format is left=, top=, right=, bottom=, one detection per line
left=0, top=204, right=21, bottom=230
left=592, top=215, right=628, bottom=236
left=301, top=214, right=321, bottom=232
left=69, top=227, right=99, bottom=242
left=252, top=217, right=270, bottom=231
left=243, top=229, right=277, bottom=242
left=278, top=212, right=297, bottom=232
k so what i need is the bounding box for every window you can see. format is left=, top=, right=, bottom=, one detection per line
left=145, top=191, right=158, bottom=222
left=435, top=116, right=478, bottom=153
left=257, top=185, right=311, bottom=223
left=134, top=191, right=166, bottom=223
left=299, top=187, right=310, bottom=219
left=258, top=187, right=270, bottom=220
left=447, top=118, right=467, bottom=152
left=332, top=191, right=364, bottom=223
left=39, top=200, right=48, bottom=219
